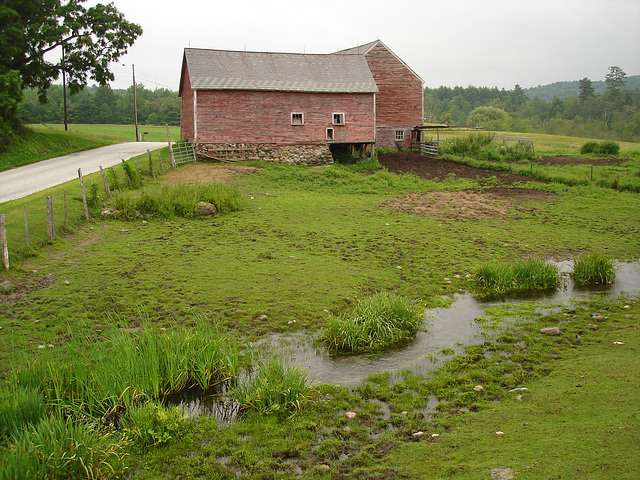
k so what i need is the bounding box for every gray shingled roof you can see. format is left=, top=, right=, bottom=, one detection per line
left=183, top=48, right=378, bottom=93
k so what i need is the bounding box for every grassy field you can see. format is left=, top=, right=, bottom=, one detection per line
left=0, top=132, right=639, bottom=478
left=28, top=123, right=181, bottom=143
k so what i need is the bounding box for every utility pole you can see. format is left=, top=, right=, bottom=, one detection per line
left=133, top=64, right=139, bottom=141
left=62, top=45, right=68, bottom=131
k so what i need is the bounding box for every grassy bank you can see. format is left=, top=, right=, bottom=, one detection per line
left=0, top=127, right=116, bottom=172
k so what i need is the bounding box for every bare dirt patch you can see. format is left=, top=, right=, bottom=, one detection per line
left=164, top=164, right=261, bottom=185
left=377, top=152, right=557, bottom=219
left=378, top=152, right=535, bottom=186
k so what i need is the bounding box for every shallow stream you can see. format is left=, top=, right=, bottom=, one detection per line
left=168, top=260, right=640, bottom=419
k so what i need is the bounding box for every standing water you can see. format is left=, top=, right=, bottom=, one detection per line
left=169, top=261, right=640, bottom=417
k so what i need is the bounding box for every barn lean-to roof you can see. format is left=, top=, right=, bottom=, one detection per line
left=180, top=48, right=379, bottom=95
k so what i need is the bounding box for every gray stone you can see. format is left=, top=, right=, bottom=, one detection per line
left=1, top=280, right=12, bottom=294
left=345, top=411, right=357, bottom=420
left=490, top=467, right=514, bottom=480
left=194, top=202, right=218, bottom=217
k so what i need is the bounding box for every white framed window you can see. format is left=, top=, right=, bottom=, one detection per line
left=332, top=113, right=345, bottom=125
left=395, top=130, right=405, bottom=141
left=291, top=112, right=304, bottom=125
left=326, top=128, right=334, bottom=140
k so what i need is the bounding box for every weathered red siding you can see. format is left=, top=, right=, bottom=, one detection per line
left=194, top=90, right=375, bottom=145
left=364, top=44, right=423, bottom=147
left=180, top=63, right=194, bottom=141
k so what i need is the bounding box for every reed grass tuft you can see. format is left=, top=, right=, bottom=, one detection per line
left=570, top=252, right=616, bottom=286
left=232, top=356, right=309, bottom=415
left=322, top=292, right=425, bottom=353
left=473, top=258, right=561, bottom=296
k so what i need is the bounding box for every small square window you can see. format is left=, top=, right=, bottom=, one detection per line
left=395, top=130, right=405, bottom=141
left=291, top=113, right=304, bottom=125
left=326, top=128, right=334, bottom=140
left=332, top=113, right=345, bottom=125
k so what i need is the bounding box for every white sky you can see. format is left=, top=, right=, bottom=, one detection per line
left=87, top=0, right=640, bottom=92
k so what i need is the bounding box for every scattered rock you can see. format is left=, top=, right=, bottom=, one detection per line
left=613, top=341, right=625, bottom=345
left=100, top=208, right=121, bottom=217
left=495, top=431, right=504, bottom=435
left=1, top=280, right=12, bottom=294
left=509, top=387, right=528, bottom=393
left=490, top=466, right=514, bottom=480
left=318, top=465, right=330, bottom=471
left=516, top=395, right=523, bottom=401
left=592, top=314, right=605, bottom=321
left=342, top=426, right=352, bottom=433
left=431, top=433, right=439, bottom=438
left=540, top=326, right=561, bottom=335
left=194, top=202, right=218, bottom=217
left=256, top=314, right=268, bottom=321
left=64, top=280, right=70, bottom=285
left=412, top=431, right=425, bottom=437
left=345, top=411, right=357, bottom=420
left=401, top=411, right=408, bottom=416
left=473, top=385, right=485, bottom=392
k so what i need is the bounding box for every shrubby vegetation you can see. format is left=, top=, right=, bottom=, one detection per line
left=473, top=258, right=562, bottom=296
left=425, top=71, right=640, bottom=142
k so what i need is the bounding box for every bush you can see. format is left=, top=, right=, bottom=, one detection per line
left=322, top=292, right=424, bottom=353
left=570, top=252, right=616, bottom=286
left=580, top=141, right=620, bottom=156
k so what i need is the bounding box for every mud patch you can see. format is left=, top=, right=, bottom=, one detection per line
left=164, top=164, right=261, bottom=185
left=382, top=188, right=556, bottom=220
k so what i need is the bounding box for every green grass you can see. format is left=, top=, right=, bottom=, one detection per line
left=232, top=356, right=310, bottom=415
left=112, top=183, right=246, bottom=219
left=571, top=251, right=617, bottom=286
left=473, top=258, right=562, bottom=296
left=27, top=123, right=180, bottom=143
left=322, top=292, right=425, bottom=353
left=0, top=127, right=116, bottom=172
left=0, top=133, right=639, bottom=478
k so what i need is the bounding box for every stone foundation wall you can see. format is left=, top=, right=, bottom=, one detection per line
left=195, top=143, right=334, bottom=166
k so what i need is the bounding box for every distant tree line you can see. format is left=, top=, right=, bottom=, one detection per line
left=19, top=84, right=181, bottom=126
left=424, top=67, right=640, bottom=143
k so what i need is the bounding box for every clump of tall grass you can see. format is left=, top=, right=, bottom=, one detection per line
left=0, top=415, right=123, bottom=480
left=15, top=320, right=241, bottom=421
left=112, top=183, right=244, bottom=219
left=122, top=402, right=186, bottom=446
left=0, top=387, right=45, bottom=441
left=473, top=258, right=561, bottom=296
left=322, top=292, right=425, bottom=353
left=232, top=356, right=309, bottom=415
left=441, top=133, right=494, bottom=157
left=570, top=252, right=616, bottom=286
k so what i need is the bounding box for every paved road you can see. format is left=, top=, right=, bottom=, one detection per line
left=0, top=142, right=167, bottom=204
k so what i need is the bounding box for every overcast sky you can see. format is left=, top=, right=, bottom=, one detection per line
left=88, top=0, right=640, bottom=92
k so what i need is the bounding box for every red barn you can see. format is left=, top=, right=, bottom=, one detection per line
left=179, top=41, right=422, bottom=164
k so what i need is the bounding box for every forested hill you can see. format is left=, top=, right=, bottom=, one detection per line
left=525, top=75, right=640, bottom=101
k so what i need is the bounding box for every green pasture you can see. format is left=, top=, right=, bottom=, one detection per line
left=0, top=130, right=639, bottom=478
left=27, top=123, right=181, bottom=142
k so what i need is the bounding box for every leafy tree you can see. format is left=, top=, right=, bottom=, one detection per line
left=0, top=0, right=141, bottom=143
left=578, top=77, right=595, bottom=102
left=467, top=106, right=510, bottom=130
left=605, top=66, right=627, bottom=91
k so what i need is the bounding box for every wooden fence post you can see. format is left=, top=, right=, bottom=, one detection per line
left=24, top=205, right=29, bottom=249
left=78, top=168, right=89, bottom=220
left=147, top=149, right=156, bottom=178
left=166, top=124, right=176, bottom=168
left=100, top=166, right=111, bottom=196
left=46, top=196, right=55, bottom=240
left=1, top=214, right=8, bottom=270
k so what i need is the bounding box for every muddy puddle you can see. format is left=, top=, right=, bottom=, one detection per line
left=168, top=260, right=640, bottom=418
